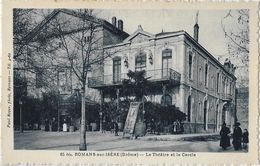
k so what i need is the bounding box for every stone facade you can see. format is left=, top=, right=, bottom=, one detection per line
left=89, top=24, right=237, bottom=133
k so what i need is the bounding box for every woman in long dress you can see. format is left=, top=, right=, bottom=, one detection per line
left=220, top=123, right=231, bottom=150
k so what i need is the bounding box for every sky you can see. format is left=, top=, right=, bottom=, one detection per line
left=97, top=9, right=232, bottom=60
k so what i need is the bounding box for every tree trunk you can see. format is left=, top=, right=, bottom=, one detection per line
left=79, top=87, right=87, bottom=150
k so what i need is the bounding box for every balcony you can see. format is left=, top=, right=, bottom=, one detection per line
left=222, top=93, right=233, bottom=102
left=88, top=68, right=181, bottom=89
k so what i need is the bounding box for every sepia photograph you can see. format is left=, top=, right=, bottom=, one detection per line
left=2, top=1, right=259, bottom=165
left=12, top=8, right=250, bottom=152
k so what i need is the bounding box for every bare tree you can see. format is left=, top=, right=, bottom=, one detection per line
left=51, top=9, right=117, bottom=150
left=221, top=9, right=249, bottom=87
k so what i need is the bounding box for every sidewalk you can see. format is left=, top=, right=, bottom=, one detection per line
left=140, top=133, right=220, bottom=141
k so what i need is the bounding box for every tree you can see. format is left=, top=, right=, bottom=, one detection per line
left=221, top=9, right=249, bottom=87
left=122, top=70, right=150, bottom=101
left=51, top=9, right=116, bottom=150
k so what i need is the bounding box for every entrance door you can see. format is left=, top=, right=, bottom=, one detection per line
left=203, top=100, right=207, bottom=130
left=187, top=96, right=191, bottom=122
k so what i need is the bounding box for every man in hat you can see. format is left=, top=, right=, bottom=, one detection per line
left=232, top=122, right=243, bottom=150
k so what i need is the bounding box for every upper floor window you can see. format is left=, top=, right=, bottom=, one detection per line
left=205, top=64, right=208, bottom=87
left=135, top=52, right=146, bottom=71
left=58, top=69, right=72, bottom=92
left=113, top=57, right=121, bottom=83
left=217, top=73, right=220, bottom=93
left=199, top=67, right=202, bottom=84
left=36, top=71, right=43, bottom=88
left=188, top=51, right=193, bottom=80
left=162, top=49, right=172, bottom=77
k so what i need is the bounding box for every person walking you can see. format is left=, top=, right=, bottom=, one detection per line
left=114, top=121, right=119, bottom=136
left=232, top=122, right=243, bottom=150
left=242, top=129, right=249, bottom=150
left=219, top=122, right=231, bottom=150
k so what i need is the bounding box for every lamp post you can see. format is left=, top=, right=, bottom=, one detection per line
left=57, top=90, right=60, bottom=132
left=19, top=98, right=23, bottom=133
left=99, top=112, right=103, bottom=132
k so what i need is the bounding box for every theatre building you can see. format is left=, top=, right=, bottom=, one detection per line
left=88, top=21, right=237, bottom=133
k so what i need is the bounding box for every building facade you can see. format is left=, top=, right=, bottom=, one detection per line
left=14, top=9, right=129, bottom=129
left=88, top=23, right=237, bottom=133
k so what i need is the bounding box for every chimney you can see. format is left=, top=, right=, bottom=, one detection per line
left=194, top=23, right=199, bottom=42
left=112, top=17, right=117, bottom=27
left=118, top=19, right=123, bottom=31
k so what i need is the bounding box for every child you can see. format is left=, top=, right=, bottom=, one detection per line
left=242, top=129, right=249, bottom=150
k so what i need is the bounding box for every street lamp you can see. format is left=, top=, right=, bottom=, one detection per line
left=19, top=98, right=23, bottom=133
left=99, top=111, right=103, bottom=132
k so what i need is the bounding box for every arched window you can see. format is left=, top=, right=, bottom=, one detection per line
left=205, top=64, right=208, bottom=87
left=187, top=96, right=192, bottom=122
left=113, top=57, right=121, bottom=83
left=188, top=51, right=193, bottom=80
left=135, top=51, right=146, bottom=71
left=161, top=94, right=172, bottom=105
left=162, top=49, right=172, bottom=77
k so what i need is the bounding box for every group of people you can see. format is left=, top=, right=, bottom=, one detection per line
left=102, top=121, right=119, bottom=136
left=220, top=122, right=249, bottom=151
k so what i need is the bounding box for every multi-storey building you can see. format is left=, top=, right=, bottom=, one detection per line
left=14, top=9, right=129, bottom=129
left=88, top=22, right=236, bottom=133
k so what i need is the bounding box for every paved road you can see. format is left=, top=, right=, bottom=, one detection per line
left=14, top=131, right=247, bottom=152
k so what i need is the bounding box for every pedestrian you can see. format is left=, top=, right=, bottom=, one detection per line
left=242, top=129, right=249, bottom=150
left=232, top=122, right=243, bottom=150
left=114, top=121, right=119, bottom=136
left=150, top=119, right=155, bottom=134
left=219, top=122, right=231, bottom=150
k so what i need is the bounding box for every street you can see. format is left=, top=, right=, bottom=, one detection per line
left=14, top=131, right=248, bottom=152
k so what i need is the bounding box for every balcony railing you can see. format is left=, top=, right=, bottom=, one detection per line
left=88, top=68, right=181, bottom=88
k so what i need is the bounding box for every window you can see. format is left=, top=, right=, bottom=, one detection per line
left=199, top=68, right=202, bottom=84
left=217, top=73, right=220, bottom=92
left=113, top=57, right=121, bottom=83
left=135, top=52, right=146, bottom=71
left=36, top=71, right=43, bottom=88
left=205, top=64, right=208, bottom=87
left=162, top=49, right=172, bottom=77
left=58, top=70, right=72, bottom=92
left=161, top=94, right=172, bottom=105
left=188, top=51, right=193, bottom=80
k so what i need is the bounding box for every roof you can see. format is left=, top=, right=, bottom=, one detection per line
left=104, top=26, right=236, bottom=79
left=22, top=9, right=129, bottom=43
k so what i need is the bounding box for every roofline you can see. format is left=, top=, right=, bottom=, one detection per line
left=22, top=9, right=129, bottom=43
left=182, top=31, right=236, bottom=80
left=104, top=30, right=236, bottom=80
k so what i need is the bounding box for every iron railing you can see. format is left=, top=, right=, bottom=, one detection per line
left=88, top=68, right=181, bottom=88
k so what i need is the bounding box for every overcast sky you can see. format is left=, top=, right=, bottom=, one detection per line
left=98, top=9, right=232, bottom=59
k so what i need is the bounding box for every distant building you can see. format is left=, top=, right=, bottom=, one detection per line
left=236, top=87, right=248, bottom=130
left=88, top=22, right=237, bottom=133
left=13, top=9, right=129, bottom=128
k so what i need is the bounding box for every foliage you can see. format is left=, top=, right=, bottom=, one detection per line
left=103, top=100, right=130, bottom=123
left=144, top=102, right=186, bottom=124
left=122, top=70, right=150, bottom=101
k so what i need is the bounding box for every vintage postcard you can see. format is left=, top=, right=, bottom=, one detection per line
left=1, top=0, right=259, bottom=165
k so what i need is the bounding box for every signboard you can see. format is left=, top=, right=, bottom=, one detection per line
left=123, top=102, right=141, bottom=138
